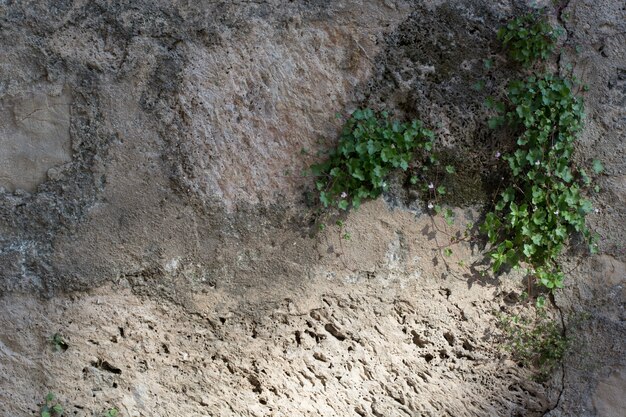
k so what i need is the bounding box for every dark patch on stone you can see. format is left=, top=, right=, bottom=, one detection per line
left=356, top=1, right=532, bottom=209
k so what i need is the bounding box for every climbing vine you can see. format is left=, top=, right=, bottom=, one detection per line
left=486, top=10, right=604, bottom=381
left=483, top=12, right=600, bottom=290
left=497, top=11, right=561, bottom=67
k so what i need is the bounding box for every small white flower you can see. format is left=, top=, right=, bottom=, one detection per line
left=428, top=202, right=434, bottom=209
left=554, top=210, right=559, bottom=215
left=495, top=151, right=501, bottom=159
left=340, top=191, right=348, bottom=199
left=391, top=144, right=396, bottom=149
left=428, top=182, right=434, bottom=189
left=535, top=160, right=541, bottom=166
left=594, top=208, right=600, bottom=214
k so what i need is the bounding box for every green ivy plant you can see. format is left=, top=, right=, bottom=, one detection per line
left=482, top=11, right=601, bottom=290
left=40, top=393, right=63, bottom=417
left=482, top=74, right=597, bottom=289
left=50, top=333, right=68, bottom=352
left=498, top=308, right=568, bottom=381
left=104, top=408, right=120, bottom=417
left=497, top=12, right=561, bottom=67
left=311, top=108, right=436, bottom=210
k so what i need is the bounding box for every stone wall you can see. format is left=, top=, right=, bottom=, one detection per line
left=0, top=1, right=624, bottom=416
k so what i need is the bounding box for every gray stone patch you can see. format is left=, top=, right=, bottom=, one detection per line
left=593, top=366, right=626, bottom=416
left=0, top=89, right=71, bottom=192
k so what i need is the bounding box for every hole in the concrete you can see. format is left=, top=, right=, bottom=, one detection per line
left=90, top=359, right=122, bottom=374
left=411, top=330, right=429, bottom=348
left=248, top=375, right=263, bottom=394
left=324, top=323, right=346, bottom=341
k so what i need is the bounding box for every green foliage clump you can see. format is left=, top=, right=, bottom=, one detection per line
left=497, top=12, right=560, bottom=67
left=50, top=333, right=68, bottom=352
left=483, top=74, right=596, bottom=289
left=498, top=308, right=568, bottom=381
left=104, top=408, right=119, bottom=417
left=311, top=108, right=435, bottom=210
left=40, top=393, right=63, bottom=417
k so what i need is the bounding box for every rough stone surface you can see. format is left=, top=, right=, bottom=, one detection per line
left=0, top=0, right=624, bottom=416
left=0, top=206, right=560, bottom=417
left=0, top=88, right=71, bottom=192
left=593, top=366, right=626, bottom=417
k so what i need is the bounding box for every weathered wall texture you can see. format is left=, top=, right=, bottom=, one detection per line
left=0, top=88, right=71, bottom=192
left=0, top=0, right=624, bottom=416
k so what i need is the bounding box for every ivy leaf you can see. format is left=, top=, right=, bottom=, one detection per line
left=367, top=140, right=377, bottom=155
left=554, top=225, right=567, bottom=240
left=535, top=295, right=546, bottom=308
left=592, top=159, right=604, bottom=174
left=580, top=168, right=591, bottom=185
left=355, top=142, right=367, bottom=156
left=579, top=199, right=593, bottom=214
left=531, top=186, right=544, bottom=204
left=351, top=168, right=365, bottom=181
left=558, top=167, right=574, bottom=183
left=329, top=167, right=341, bottom=177
left=531, top=205, right=546, bottom=223
left=540, top=276, right=554, bottom=289
left=444, top=209, right=455, bottom=225
left=372, top=165, right=383, bottom=180
left=502, top=188, right=515, bottom=202
left=445, top=165, right=456, bottom=174
left=319, top=192, right=330, bottom=207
